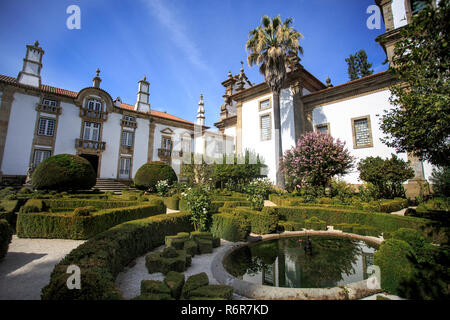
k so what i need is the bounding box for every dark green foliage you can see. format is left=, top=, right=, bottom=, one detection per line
left=304, top=216, right=327, bottom=230
left=211, top=213, right=250, bottom=242
left=183, top=240, right=198, bottom=256
left=430, top=166, right=450, bottom=197
left=197, top=238, right=213, bottom=254
left=164, top=271, right=185, bottom=299
left=374, top=239, right=417, bottom=295
left=0, top=219, right=13, bottom=260
left=73, top=206, right=96, bottom=217
left=134, top=161, right=177, bottom=191
left=272, top=205, right=447, bottom=244
left=141, top=280, right=171, bottom=295
left=181, top=272, right=209, bottom=299
left=44, top=198, right=144, bottom=210
left=41, top=211, right=193, bottom=299
left=145, top=249, right=191, bottom=274
left=380, top=1, right=450, bottom=166
left=32, top=154, right=96, bottom=191
left=345, top=49, right=374, bottom=80
left=236, top=208, right=279, bottom=234
left=189, top=284, right=234, bottom=300
left=165, top=233, right=187, bottom=250
left=164, top=196, right=180, bottom=210
left=0, top=200, right=19, bottom=226
left=278, top=220, right=303, bottom=232
left=212, top=237, right=221, bottom=248
left=17, top=203, right=166, bottom=239
left=391, top=228, right=429, bottom=253
left=358, top=155, right=414, bottom=199
left=19, top=199, right=46, bottom=213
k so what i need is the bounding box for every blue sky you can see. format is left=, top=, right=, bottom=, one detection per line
left=0, top=0, right=387, bottom=127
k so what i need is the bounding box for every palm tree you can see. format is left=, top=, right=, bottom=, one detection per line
left=246, top=15, right=304, bottom=189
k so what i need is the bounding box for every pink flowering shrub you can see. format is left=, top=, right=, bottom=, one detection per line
left=281, top=132, right=355, bottom=190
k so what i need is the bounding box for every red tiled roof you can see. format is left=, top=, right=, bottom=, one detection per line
left=0, top=74, right=78, bottom=98
left=0, top=74, right=200, bottom=127
left=119, top=103, right=196, bottom=126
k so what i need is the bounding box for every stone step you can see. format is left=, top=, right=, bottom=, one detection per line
left=92, top=179, right=135, bottom=194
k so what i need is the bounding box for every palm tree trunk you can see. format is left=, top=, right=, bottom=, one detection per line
left=273, top=91, right=285, bottom=189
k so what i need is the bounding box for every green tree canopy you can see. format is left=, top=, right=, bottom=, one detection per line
left=380, top=0, right=450, bottom=166
left=345, top=49, right=374, bottom=81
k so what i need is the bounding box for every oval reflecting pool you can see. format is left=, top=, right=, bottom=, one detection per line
left=223, top=236, right=378, bottom=289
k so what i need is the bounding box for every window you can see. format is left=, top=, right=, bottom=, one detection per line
left=315, top=123, right=330, bottom=135
left=124, top=115, right=135, bottom=122
left=33, top=149, right=51, bottom=167
left=83, top=122, right=100, bottom=141
left=87, top=99, right=102, bottom=111
left=121, top=131, right=134, bottom=147
left=260, top=113, right=272, bottom=141
left=119, top=158, right=131, bottom=178
left=259, top=98, right=271, bottom=111
left=215, top=140, right=223, bottom=154
left=352, top=116, right=373, bottom=148
left=162, top=136, right=172, bottom=150
left=42, top=99, right=57, bottom=107
left=37, top=118, right=55, bottom=136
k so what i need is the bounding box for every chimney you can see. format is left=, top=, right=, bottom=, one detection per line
left=92, top=68, right=101, bottom=88
left=196, top=94, right=205, bottom=126
left=17, top=41, right=44, bottom=87
left=134, top=76, right=150, bottom=113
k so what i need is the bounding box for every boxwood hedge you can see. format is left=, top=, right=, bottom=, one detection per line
left=17, top=200, right=166, bottom=239
left=0, top=219, right=13, bottom=260
left=41, top=211, right=193, bottom=300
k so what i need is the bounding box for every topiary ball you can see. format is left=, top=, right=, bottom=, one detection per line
left=31, top=154, right=96, bottom=191
left=134, top=161, right=177, bottom=191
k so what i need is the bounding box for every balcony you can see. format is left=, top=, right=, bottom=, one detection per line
left=75, top=138, right=106, bottom=153
left=158, top=148, right=172, bottom=158
left=36, top=103, right=62, bottom=115
left=121, top=119, right=137, bottom=128
left=79, top=108, right=108, bottom=121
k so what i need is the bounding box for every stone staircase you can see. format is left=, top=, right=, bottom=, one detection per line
left=93, top=179, right=135, bottom=194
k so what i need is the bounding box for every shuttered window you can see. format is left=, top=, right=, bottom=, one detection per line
left=38, top=118, right=55, bottom=136
left=121, top=131, right=133, bottom=147
left=33, top=150, right=51, bottom=167
left=260, top=114, right=271, bottom=141
left=87, top=99, right=102, bottom=111
left=119, top=158, right=131, bottom=177
left=84, top=122, right=100, bottom=141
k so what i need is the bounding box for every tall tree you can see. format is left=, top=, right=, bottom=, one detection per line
left=380, top=0, right=449, bottom=167
left=246, top=15, right=304, bottom=189
left=345, top=50, right=374, bottom=80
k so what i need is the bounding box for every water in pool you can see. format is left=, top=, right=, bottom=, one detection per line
left=223, top=236, right=377, bottom=288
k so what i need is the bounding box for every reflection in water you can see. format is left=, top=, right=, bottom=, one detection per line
left=224, top=236, right=377, bottom=289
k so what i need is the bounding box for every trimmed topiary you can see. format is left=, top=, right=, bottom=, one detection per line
left=134, top=161, right=177, bottom=191
left=183, top=240, right=198, bottom=256
left=181, top=272, right=209, bottom=299
left=164, top=271, right=185, bottom=299
left=189, top=284, right=234, bottom=300
left=132, top=293, right=174, bottom=300
left=145, top=248, right=191, bottom=274
left=0, top=219, right=13, bottom=260
left=73, top=206, right=96, bottom=217
left=141, top=280, right=171, bottom=296
left=197, top=238, right=213, bottom=254
left=374, top=239, right=416, bottom=295
left=32, top=154, right=96, bottom=191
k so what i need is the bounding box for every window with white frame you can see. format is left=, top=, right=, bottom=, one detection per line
left=124, top=115, right=135, bottom=122
left=182, top=137, right=191, bottom=153
left=42, top=98, right=57, bottom=107
left=37, top=118, right=55, bottom=136
left=83, top=122, right=100, bottom=141
left=87, top=99, right=102, bottom=111
left=33, top=149, right=51, bottom=167
left=162, top=136, right=172, bottom=150
left=260, top=113, right=272, bottom=141
left=121, top=131, right=134, bottom=147
left=119, top=157, right=131, bottom=178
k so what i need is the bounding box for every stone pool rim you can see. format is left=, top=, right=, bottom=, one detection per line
left=211, top=230, right=384, bottom=300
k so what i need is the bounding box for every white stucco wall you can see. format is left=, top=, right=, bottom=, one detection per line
left=54, top=101, right=80, bottom=155
left=131, top=118, right=150, bottom=179
left=1, top=92, right=38, bottom=175
left=312, top=89, right=410, bottom=184
left=391, top=0, right=408, bottom=29
left=100, top=113, right=122, bottom=179
left=241, top=87, right=295, bottom=184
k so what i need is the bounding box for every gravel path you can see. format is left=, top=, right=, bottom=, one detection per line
left=0, top=236, right=85, bottom=300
